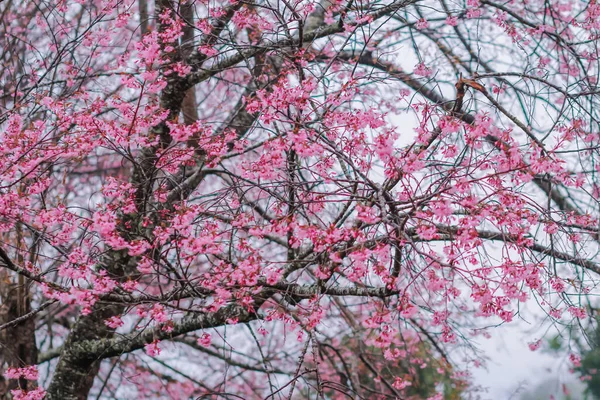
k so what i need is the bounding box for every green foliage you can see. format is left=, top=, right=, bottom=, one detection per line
left=302, top=334, right=465, bottom=399
left=548, top=315, right=600, bottom=399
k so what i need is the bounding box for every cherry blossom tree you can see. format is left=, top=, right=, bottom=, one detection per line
left=1, top=0, right=600, bottom=398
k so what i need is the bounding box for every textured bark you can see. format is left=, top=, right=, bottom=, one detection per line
left=180, top=2, right=199, bottom=127
left=45, top=251, right=137, bottom=400
left=138, top=0, right=148, bottom=35
left=0, top=277, right=38, bottom=399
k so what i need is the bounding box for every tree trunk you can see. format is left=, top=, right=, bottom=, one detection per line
left=0, top=277, right=38, bottom=399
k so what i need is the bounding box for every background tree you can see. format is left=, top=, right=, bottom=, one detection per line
left=546, top=313, right=600, bottom=399
left=301, top=333, right=465, bottom=399
left=517, top=378, right=586, bottom=400
left=1, top=0, right=600, bottom=399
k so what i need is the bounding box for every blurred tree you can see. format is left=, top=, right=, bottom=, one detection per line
left=547, top=315, right=600, bottom=399
left=300, top=332, right=466, bottom=399
left=517, top=378, right=586, bottom=400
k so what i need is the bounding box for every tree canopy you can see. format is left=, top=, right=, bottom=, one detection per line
left=2, top=0, right=600, bottom=398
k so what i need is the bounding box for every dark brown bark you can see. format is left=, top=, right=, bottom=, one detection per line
left=180, top=1, right=199, bottom=127
left=0, top=276, right=38, bottom=399
left=45, top=249, right=137, bottom=400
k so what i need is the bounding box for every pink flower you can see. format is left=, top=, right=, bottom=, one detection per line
left=550, top=278, right=565, bottom=293
left=199, top=45, right=218, bottom=57
left=445, top=16, right=458, bottom=26
left=568, top=306, right=587, bottom=319
left=145, top=340, right=161, bottom=356
left=150, top=304, right=168, bottom=323
left=416, top=224, right=438, bottom=240
left=4, top=366, right=38, bottom=380
left=467, top=8, right=483, bottom=18
left=356, top=204, right=379, bottom=224
left=104, top=316, right=124, bottom=329
left=257, top=327, right=268, bottom=336
left=197, top=19, right=212, bottom=34
left=121, top=280, right=138, bottom=292
left=400, top=304, right=418, bottom=318
left=263, top=266, right=282, bottom=285
left=430, top=200, right=453, bottom=218
left=549, top=308, right=562, bottom=319
left=10, top=388, right=46, bottom=400
left=544, top=223, right=559, bottom=234
left=414, top=62, right=433, bottom=77
left=528, top=339, right=541, bottom=351
left=415, top=19, right=429, bottom=29
left=392, top=377, right=412, bottom=390
left=137, top=256, right=155, bottom=274
left=197, top=333, right=211, bottom=347
left=498, top=310, right=513, bottom=322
